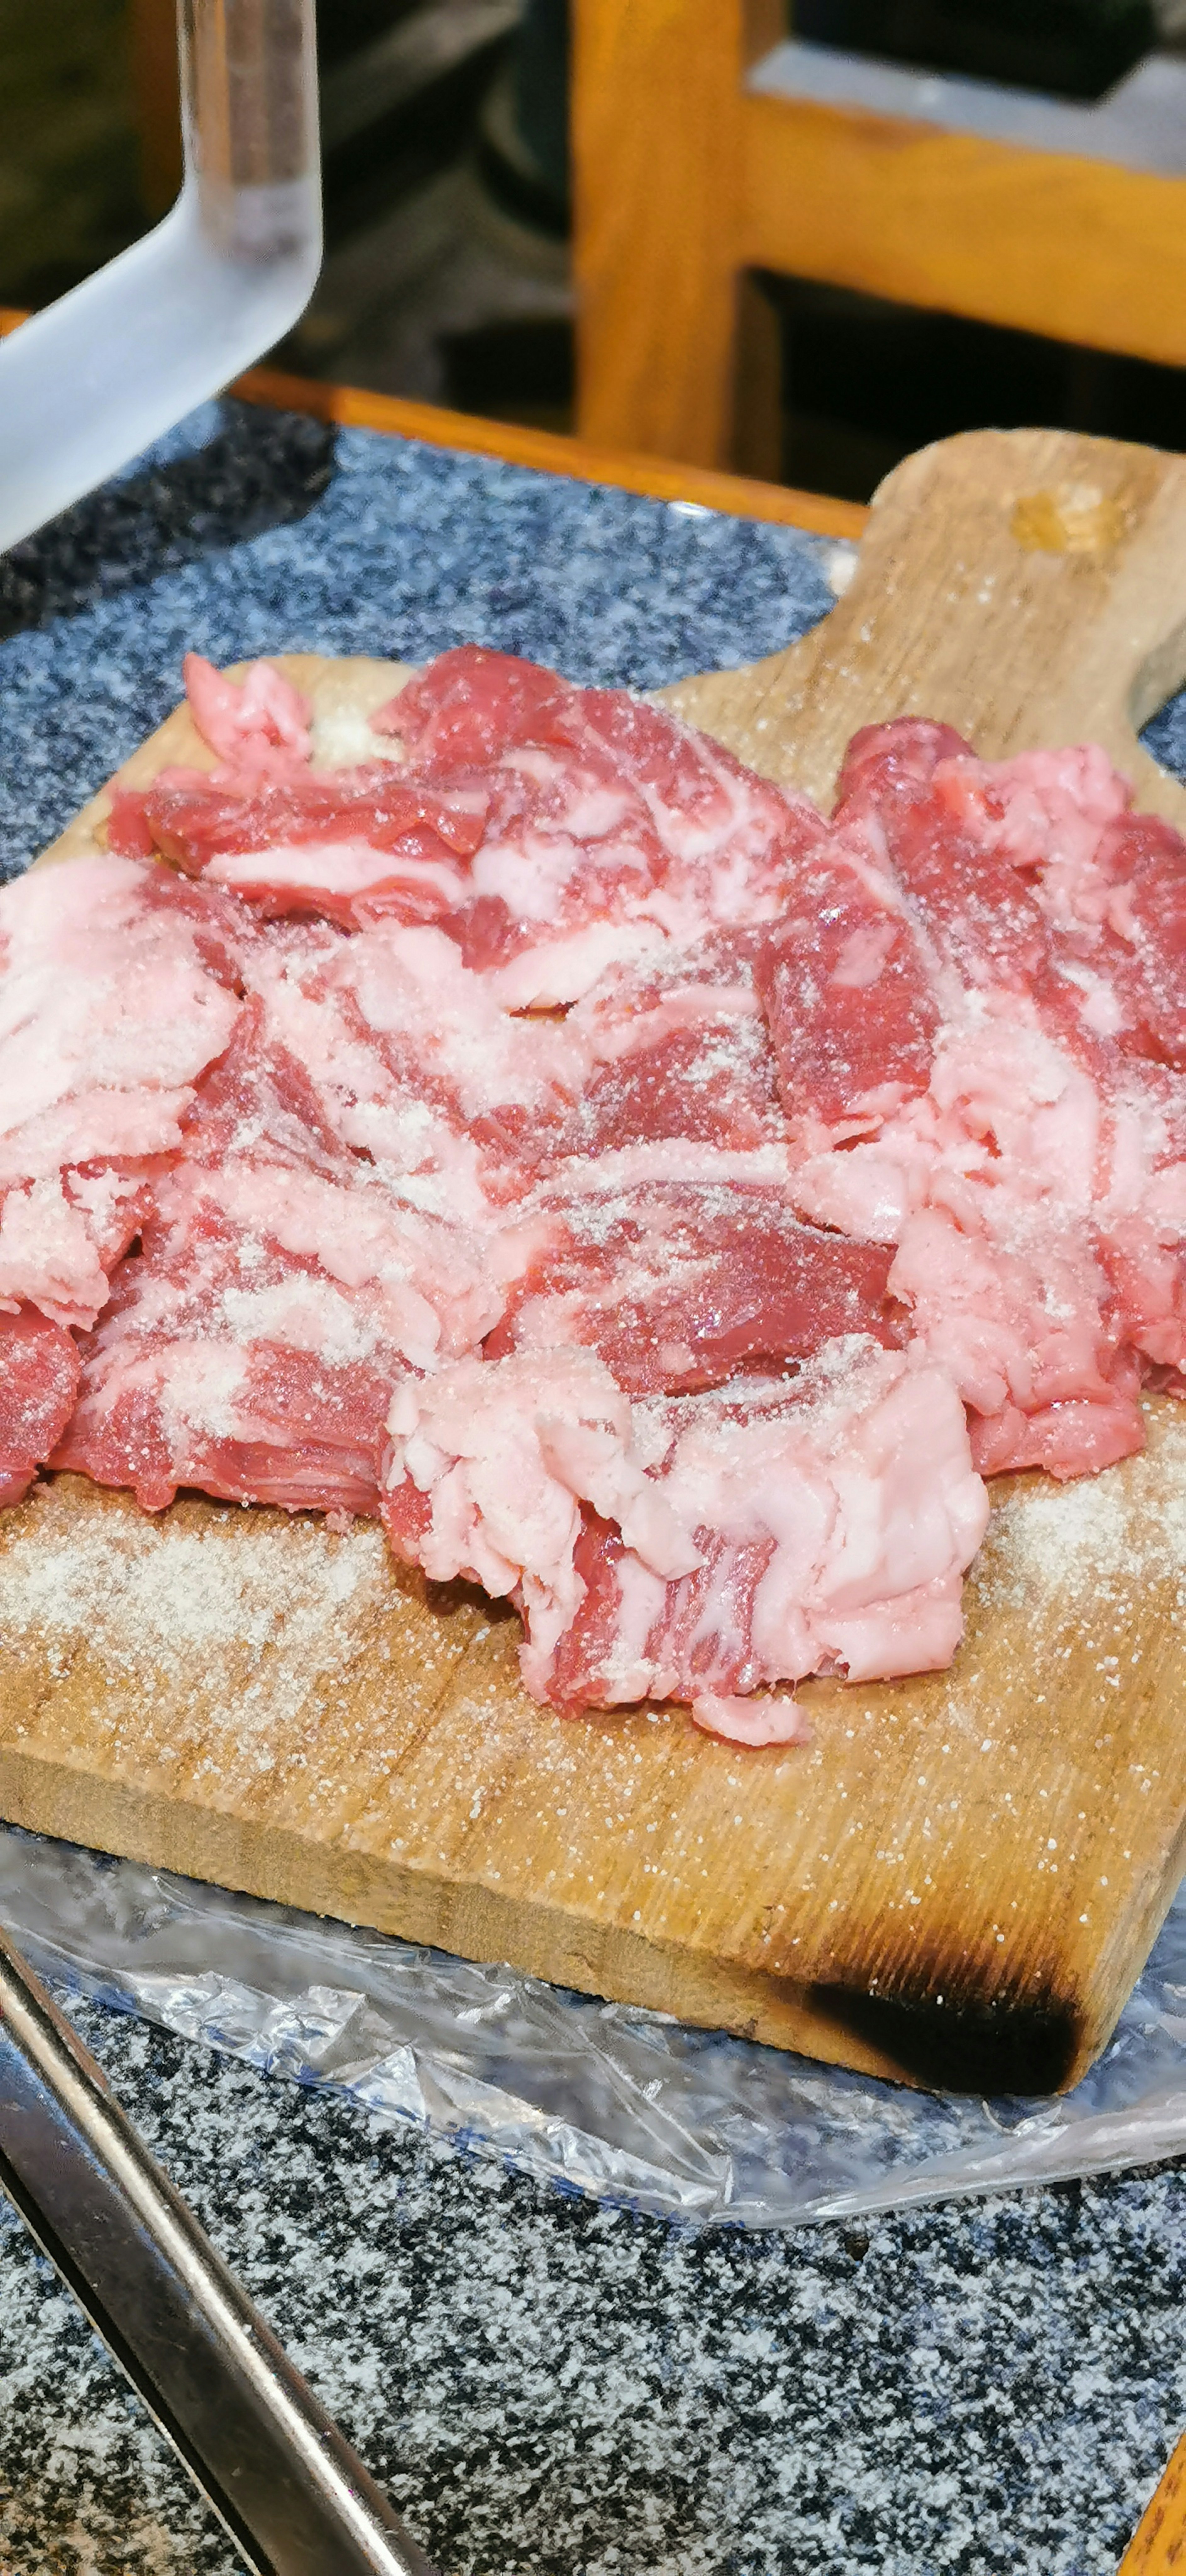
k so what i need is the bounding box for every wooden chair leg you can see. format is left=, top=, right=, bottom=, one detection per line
left=572, top=0, right=782, bottom=471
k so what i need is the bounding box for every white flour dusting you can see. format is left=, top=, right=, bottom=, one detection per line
left=0, top=1488, right=392, bottom=1735
left=980, top=1402, right=1186, bottom=1612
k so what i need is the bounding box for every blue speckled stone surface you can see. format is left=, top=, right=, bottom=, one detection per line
left=0, top=397, right=836, bottom=877
left=2, top=403, right=1186, bottom=2575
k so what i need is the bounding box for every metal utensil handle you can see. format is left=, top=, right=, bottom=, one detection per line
left=0, top=1925, right=439, bottom=2576
left=0, top=0, right=322, bottom=550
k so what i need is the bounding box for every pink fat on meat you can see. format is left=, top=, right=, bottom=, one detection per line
left=0, top=855, right=243, bottom=1329
left=559, top=933, right=788, bottom=1158
left=835, top=721, right=1053, bottom=999
left=782, top=996, right=1149, bottom=1476
left=236, top=919, right=589, bottom=1220
left=484, top=1179, right=901, bottom=1395
left=377, top=647, right=827, bottom=1006
left=53, top=989, right=508, bottom=1516
left=182, top=652, right=312, bottom=780
left=0, top=1307, right=81, bottom=1506
left=381, top=1340, right=988, bottom=1717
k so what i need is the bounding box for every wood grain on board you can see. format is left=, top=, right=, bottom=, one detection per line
left=10, top=423, right=1186, bottom=2097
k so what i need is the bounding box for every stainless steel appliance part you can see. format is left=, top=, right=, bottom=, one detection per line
left=0, top=0, right=322, bottom=550
left=0, top=1924, right=438, bottom=2576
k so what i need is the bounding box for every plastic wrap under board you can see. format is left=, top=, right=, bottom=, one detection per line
left=0, top=1825, right=1184, bottom=2229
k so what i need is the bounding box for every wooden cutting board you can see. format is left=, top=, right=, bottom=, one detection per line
left=6, top=424, right=1186, bottom=2101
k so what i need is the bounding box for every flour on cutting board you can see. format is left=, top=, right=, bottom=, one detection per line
left=0, top=1482, right=391, bottom=1737
left=981, top=1402, right=1186, bottom=1614
left=2, top=1409, right=1184, bottom=1748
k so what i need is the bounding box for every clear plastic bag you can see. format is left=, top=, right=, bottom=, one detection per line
left=2, top=1822, right=1183, bottom=2230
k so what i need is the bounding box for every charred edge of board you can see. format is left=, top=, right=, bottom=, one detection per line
left=804, top=1967, right=1081, bottom=2097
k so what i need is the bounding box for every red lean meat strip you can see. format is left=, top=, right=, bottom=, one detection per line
left=0, top=1308, right=80, bottom=1506
left=484, top=1180, right=901, bottom=1395
left=834, top=719, right=1052, bottom=997
left=559, top=932, right=787, bottom=1158
left=381, top=1341, right=989, bottom=1726
left=753, top=839, right=940, bottom=1138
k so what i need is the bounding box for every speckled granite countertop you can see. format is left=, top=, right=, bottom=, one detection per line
left=2, top=401, right=1186, bottom=2576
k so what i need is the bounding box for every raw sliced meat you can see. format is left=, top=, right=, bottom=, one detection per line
left=109, top=769, right=490, bottom=934
left=747, top=718, right=1186, bottom=1477
left=889, top=1205, right=1143, bottom=1480
left=930, top=740, right=1131, bottom=917
left=117, top=647, right=829, bottom=1002
left=560, top=934, right=787, bottom=1158
left=0, top=1306, right=80, bottom=1506
left=16, top=650, right=1186, bottom=1724
left=485, top=1180, right=901, bottom=1394
left=372, top=645, right=572, bottom=770
left=103, top=650, right=495, bottom=931
left=55, top=1224, right=401, bottom=1517
left=178, top=986, right=351, bottom=1179
left=867, top=733, right=1186, bottom=1074
left=381, top=1341, right=989, bottom=1713
left=1089, top=1059, right=1186, bottom=1387
left=539, top=1357, right=989, bottom=1710
left=834, top=721, right=1052, bottom=998
left=753, top=843, right=940, bottom=1137
left=0, top=854, right=244, bottom=1328
left=241, top=920, right=589, bottom=1218
left=1083, top=815, right=1186, bottom=1071
left=776, top=980, right=1148, bottom=1476
left=380, top=647, right=828, bottom=1005
left=53, top=970, right=512, bottom=1518
left=56, top=1141, right=505, bottom=1514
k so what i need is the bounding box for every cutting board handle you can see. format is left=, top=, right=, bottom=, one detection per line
left=665, top=428, right=1186, bottom=826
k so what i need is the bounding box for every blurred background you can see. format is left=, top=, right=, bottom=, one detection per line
left=3, top=0, right=1186, bottom=502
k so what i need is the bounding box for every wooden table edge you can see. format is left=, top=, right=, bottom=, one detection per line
left=1119, top=2429, right=1186, bottom=2570
left=0, top=307, right=867, bottom=543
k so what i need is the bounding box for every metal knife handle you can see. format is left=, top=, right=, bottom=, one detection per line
left=0, top=1925, right=439, bottom=2576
